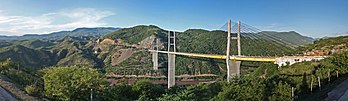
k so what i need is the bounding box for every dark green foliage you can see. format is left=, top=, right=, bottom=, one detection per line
left=25, top=84, right=41, bottom=96
left=159, top=82, right=223, bottom=101
left=42, top=66, right=107, bottom=101
left=0, top=24, right=346, bottom=101
left=0, top=58, right=44, bottom=98
left=100, top=84, right=135, bottom=101
left=177, top=29, right=297, bottom=56
left=104, top=25, right=164, bottom=44
left=172, top=29, right=297, bottom=75
left=268, top=81, right=292, bottom=101
left=132, top=80, right=165, bottom=100
left=0, top=59, right=42, bottom=88
left=330, top=51, right=348, bottom=68
left=252, top=63, right=279, bottom=78
left=0, top=45, right=54, bottom=68
left=0, top=36, right=105, bottom=69
left=300, top=36, right=348, bottom=51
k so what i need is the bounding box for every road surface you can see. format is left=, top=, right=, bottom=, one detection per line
left=339, top=87, right=348, bottom=101
left=326, top=77, right=348, bottom=101
left=0, top=87, right=17, bottom=101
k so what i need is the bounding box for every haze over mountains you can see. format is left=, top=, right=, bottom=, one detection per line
left=0, top=27, right=120, bottom=40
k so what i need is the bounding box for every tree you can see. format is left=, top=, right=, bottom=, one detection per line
left=25, top=84, right=41, bottom=96
left=268, top=81, right=292, bottom=101
left=42, top=66, right=107, bottom=100
left=132, top=80, right=165, bottom=100
left=100, top=84, right=135, bottom=101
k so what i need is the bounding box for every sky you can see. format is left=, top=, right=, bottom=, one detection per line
left=0, top=0, right=347, bottom=38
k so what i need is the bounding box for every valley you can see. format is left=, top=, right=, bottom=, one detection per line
left=0, top=24, right=347, bottom=101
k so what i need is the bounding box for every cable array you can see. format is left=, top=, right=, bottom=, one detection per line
left=218, top=21, right=298, bottom=56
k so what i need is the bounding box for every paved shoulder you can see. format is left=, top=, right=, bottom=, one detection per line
left=326, top=78, right=348, bottom=101
left=0, top=87, right=17, bottom=101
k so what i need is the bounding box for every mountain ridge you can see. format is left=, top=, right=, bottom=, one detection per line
left=0, top=27, right=121, bottom=40
left=0, top=25, right=314, bottom=75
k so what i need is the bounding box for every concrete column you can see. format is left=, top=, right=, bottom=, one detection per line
left=152, top=36, right=159, bottom=70
left=226, top=19, right=232, bottom=82
left=237, top=20, right=241, bottom=56
left=152, top=52, right=158, bottom=70
left=228, top=60, right=241, bottom=78
left=167, top=31, right=176, bottom=88
left=168, top=54, right=175, bottom=88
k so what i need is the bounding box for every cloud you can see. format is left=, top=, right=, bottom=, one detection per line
left=0, top=8, right=114, bottom=36
left=333, top=31, right=348, bottom=37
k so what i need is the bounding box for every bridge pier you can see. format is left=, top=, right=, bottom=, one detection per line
left=152, top=52, right=158, bottom=70
left=168, top=54, right=175, bottom=88
left=167, top=31, right=176, bottom=88
left=152, top=36, right=159, bottom=70
left=227, top=60, right=241, bottom=80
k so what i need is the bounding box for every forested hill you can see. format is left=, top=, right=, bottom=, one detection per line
left=0, top=25, right=313, bottom=75
left=0, top=27, right=120, bottom=41
left=0, top=36, right=100, bottom=69
left=261, top=31, right=314, bottom=46
left=300, top=36, right=348, bottom=56
left=103, top=25, right=300, bottom=75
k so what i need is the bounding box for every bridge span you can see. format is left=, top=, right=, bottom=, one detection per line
left=149, top=50, right=326, bottom=67
left=150, top=20, right=326, bottom=88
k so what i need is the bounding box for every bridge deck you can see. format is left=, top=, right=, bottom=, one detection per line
left=150, top=50, right=276, bottom=62
left=149, top=50, right=326, bottom=62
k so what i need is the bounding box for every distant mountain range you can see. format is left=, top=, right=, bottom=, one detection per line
left=260, top=31, right=314, bottom=46
left=0, top=25, right=316, bottom=75
left=0, top=27, right=121, bottom=41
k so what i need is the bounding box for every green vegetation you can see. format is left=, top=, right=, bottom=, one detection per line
left=104, top=25, right=165, bottom=44
left=0, top=36, right=104, bottom=68
left=0, top=25, right=303, bottom=77
left=298, top=36, right=348, bottom=55
left=262, top=31, right=314, bottom=46
left=42, top=66, right=107, bottom=100
left=104, top=27, right=299, bottom=77
left=0, top=25, right=346, bottom=100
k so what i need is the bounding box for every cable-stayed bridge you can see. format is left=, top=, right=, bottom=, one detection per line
left=149, top=20, right=326, bottom=88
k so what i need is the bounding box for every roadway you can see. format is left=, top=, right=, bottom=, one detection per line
left=326, top=78, right=348, bottom=101
left=150, top=50, right=277, bottom=62
left=0, top=87, right=17, bottom=101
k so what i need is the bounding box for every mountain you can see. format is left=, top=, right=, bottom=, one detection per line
left=0, top=25, right=310, bottom=76
left=300, top=36, right=348, bottom=56
left=260, top=31, right=314, bottom=46
left=0, top=45, right=54, bottom=68
left=0, top=27, right=120, bottom=41
left=103, top=25, right=298, bottom=75
left=0, top=36, right=103, bottom=69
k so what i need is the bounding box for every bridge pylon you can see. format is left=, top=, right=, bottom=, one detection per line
left=226, top=20, right=242, bottom=82
left=167, top=31, right=176, bottom=88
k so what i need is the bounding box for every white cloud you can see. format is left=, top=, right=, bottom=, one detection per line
left=333, top=31, right=348, bottom=37
left=0, top=8, right=115, bottom=36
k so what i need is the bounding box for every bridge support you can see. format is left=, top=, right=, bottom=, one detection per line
left=227, top=60, right=241, bottom=80
left=168, top=54, right=175, bottom=88
left=152, top=52, right=158, bottom=70
left=152, top=37, right=159, bottom=70
left=167, top=31, right=176, bottom=88
left=226, top=19, right=242, bottom=82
